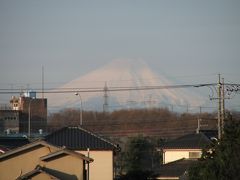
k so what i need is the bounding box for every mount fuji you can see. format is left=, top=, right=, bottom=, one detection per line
left=46, top=59, right=204, bottom=111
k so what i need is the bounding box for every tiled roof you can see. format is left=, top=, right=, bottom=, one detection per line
left=161, top=133, right=212, bottom=149
left=154, top=158, right=197, bottom=178
left=44, top=127, right=119, bottom=151
left=0, top=136, right=31, bottom=150
left=199, top=130, right=218, bottom=140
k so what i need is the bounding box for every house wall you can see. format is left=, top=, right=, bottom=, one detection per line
left=163, top=149, right=202, bottom=164
left=41, top=154, right=84, bottom=180
left=78, top=150, right=113, bottom=180
left=0, top=145, right=55, bottom=180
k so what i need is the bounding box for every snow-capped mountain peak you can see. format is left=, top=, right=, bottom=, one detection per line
left=47, top=59, right=204, bottom=111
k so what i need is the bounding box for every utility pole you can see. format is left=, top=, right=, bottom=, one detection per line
left=196, top=106, right=202, bottom=134
left=87, top=148, right=90, bottom=180
left=75, top=92, right=83, bottom=126
left=217, top=74, right=222, bottom=139
left=221, top=78, right=225, bottom=137
left=196, top=118, right=201, bottom=134
left=211, top=74, right=228, bottom=139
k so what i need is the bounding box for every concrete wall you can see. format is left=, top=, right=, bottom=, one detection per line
left=79, top=150, right=113, bottom=180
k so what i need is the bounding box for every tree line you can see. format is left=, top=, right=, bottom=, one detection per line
left=47, top=108, right=220, bottom=138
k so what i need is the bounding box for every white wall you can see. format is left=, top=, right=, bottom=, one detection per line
left=163, top=149, right=201, bottom=164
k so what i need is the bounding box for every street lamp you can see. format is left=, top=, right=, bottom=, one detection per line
left=75, top=92, right=83, bottom=126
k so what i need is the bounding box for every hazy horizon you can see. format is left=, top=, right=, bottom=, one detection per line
left=1, top=0, right=240, bottom=110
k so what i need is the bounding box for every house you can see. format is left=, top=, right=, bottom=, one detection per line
left=154, top=158, right=197, bottom=180
left=0, top=140, right=93, bottom=180
left=155, top=133, right=212, bottom=179
left=44, top=126, right=120, bottom=180
left=159, top=133, right=212, bottom=164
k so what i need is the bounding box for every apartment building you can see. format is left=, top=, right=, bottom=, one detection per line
left=0, top=91, right=47, bottom=135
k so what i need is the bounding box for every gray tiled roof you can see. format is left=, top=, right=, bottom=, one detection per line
left=0, top=136, right=31, bottom=150
left=161, top=133, right=212, bottom=149
left=44, top=127, right=119, bottom=151
left=154, top=158, right=197, bottom=178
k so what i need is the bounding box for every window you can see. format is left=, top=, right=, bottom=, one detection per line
left=189, top=152, right=201, bottom=159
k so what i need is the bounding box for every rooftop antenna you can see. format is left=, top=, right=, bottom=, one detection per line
left=41, top=66, right=45, bottom=131
left=42, top=66, right=44, bottom=99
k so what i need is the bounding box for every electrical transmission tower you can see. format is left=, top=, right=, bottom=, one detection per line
left=103, top=82, right=109, bottom=112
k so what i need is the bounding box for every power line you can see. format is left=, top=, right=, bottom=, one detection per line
left=0, top=83, right=218, bottom=94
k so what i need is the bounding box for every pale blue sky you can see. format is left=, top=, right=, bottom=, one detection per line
left=0, top=0, right=240, bottom=104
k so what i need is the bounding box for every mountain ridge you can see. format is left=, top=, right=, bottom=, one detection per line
left=47, top=59, right=204, bottom=111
